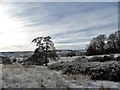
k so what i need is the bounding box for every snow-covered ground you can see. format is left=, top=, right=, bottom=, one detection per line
left=0, top=50, right=120, bottom=89
left=1, top=54, right=120, bottom=89
left=49, top=53, right=120, bottom=64
left=49, top=56, right=120, bottom=89
left=49, top=56, right=78, bottom=65
left=0, top=64, right=2, bottom=89
left=2, top=65, right=67, bottom=88
left=2, top=64, right=120, bottom=89
left=86, top=53, right=120, bottom=59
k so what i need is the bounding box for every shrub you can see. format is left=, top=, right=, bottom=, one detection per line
left=0, top=56, right=12, bottom=65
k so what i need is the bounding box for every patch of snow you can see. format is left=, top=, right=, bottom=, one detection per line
left=0, top=64, right=2, bottom=89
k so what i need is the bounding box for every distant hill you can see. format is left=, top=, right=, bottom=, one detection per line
left=0, top=49, right=86, bottom=59
left=0, top=51, right=33, bottom=59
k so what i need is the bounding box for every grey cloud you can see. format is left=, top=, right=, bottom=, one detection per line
left=0, top=2, right=118, bottom=50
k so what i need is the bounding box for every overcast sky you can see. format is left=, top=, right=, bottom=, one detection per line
left=0, top=2, right=118, bottom=51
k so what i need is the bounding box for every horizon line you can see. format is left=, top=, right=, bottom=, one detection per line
left=0, top=49, right=86, bottom=52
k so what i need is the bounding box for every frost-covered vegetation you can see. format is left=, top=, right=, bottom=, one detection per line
left=86, top=31, right=120, bottom=55
left=2, top=65, right=67, bottom=88
left=2, top=56, right=120, bottom=89
left=0, top=56, right=12, bottom=65
left=49, top=55, right=120, bottom=82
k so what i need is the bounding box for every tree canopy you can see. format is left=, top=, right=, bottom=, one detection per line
left=86, top=31, right=120, bottom=55
left=25, top=36, right=59, bottom=65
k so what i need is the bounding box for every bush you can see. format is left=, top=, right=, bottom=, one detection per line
left=88, top=55, right=115, bottom=62
left=24, top=48, right=59, bottom=65
left=48, top=63, right=65, bottom=71
left=0, top=56, right=12, bottom=65
left=49, top=56, right=120, bottom=82
left=103, top=55, right=115, bottom=61
left=88, top=57, right=103, bottom=62
left=115, top=56, right=120, bottom=61
left=89, top=61, right=120, bottom=81
left=65, top=51, right=76, bottom=57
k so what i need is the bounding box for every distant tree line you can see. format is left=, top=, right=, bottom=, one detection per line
left=86, top=30, right=120, bottom=55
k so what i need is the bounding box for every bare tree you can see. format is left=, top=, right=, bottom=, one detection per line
left=86, top=31, right=120, bottom=55
left=107, top=33, right=118, bottom=49
left=115, top=31, right=120, bottom=50
left=86, top=34, right=107, bottom=55
left=90, top=38, right=97, bottom=50
left=86, top=38, right=98, bottom=55
left=96, top=34, right=107, bottom=52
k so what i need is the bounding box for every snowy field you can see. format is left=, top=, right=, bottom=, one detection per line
left=50, top=53, right=120, bottom=64
left=2, top=64, right=120, bottom=89
left=2, top=55, right=120, bottom=89
left=0, top=64, right=2, bottom=89
left=2, top=65, right=67, bottom=88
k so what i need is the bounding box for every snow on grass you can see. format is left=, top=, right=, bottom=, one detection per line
left=86, top=54, right=120, bottom=59
left=49, top=56, right=80, bottom=65
left=62, top=73, right=120, bottom=89
left=2, top=64, right=120, bottom=89
left=48, top=56, right=120, bottom=89
left=0, top=64, right=2, bottom=89
left=2, top=54, right=120, bottom=89
left=2, top=65, right=67, bottom=88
